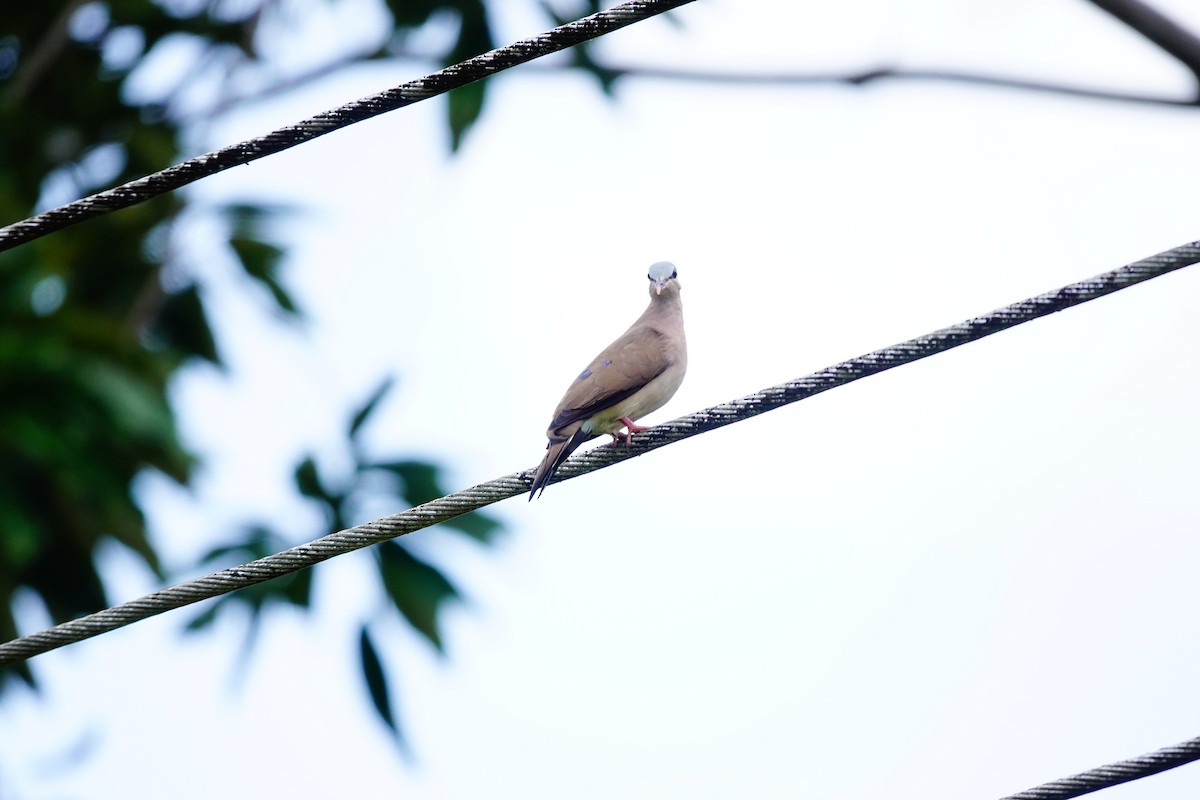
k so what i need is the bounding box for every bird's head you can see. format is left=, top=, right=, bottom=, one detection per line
left=648, top=261, right=679, bottom=297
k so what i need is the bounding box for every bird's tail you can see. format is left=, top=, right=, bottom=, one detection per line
left=528, top=427, right=590, bottom=500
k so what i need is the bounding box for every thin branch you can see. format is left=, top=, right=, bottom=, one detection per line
left=201, top=58, right=1200, bottom=126
left=0, top=0, right=696, bottom=253
left=588, top=63, right=1200, bottom=107
left=1087, top=0, right=1200, bottom=89
left=3, top=0, right=88, bottom=108
left=191, top=53, right=378, bottom=121
left=193, top=0, right=1200, bottom=118
left=9, top=0, right=1200, bottom=253
left=1, top=237, right=1197, bottom=669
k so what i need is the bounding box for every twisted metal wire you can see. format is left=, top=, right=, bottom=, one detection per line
left=551, top=237, right=1200, bottom=478
left=0, top=0, right=696, bottom=252
left=2, top=238, right=1197, bottom=670
left=7, top=6, right=1199, bottom=795
left=1001, top=735, right=1200, bottom=798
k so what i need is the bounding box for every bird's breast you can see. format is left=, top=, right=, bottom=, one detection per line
left=583, top=357, right=686, bottom=435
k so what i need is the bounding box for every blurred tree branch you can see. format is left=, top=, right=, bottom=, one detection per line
left=198, top=0, right=1200, bottom=124
left=2, top=0, right=87, bottom=106
left=202, top=60, right=1200, bottom=124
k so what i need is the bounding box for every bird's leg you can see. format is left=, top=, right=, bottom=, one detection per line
left=619, top=416, right=648, bottom=434
left=617, top=417, right=649, bottom=446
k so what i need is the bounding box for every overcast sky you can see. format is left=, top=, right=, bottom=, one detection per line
left=6, top=1, right=1200, bottom=798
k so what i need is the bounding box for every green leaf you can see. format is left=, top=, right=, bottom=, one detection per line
left=376, top=541, right=458, bottom=652
left=349, top=377, right=395, bottom=441
left=293, top=455, right=347, bottom=528
left=369, top=458, right=504, bottom=542
left=447, top=82, right=485, bottom=151
left=257, top=267, right=300, bottom=316
left=0, top=664, right=35, bottom=692
left=536, top=0, right=569, bottom=26
left=294, top=456, right=326, bottom=501
left=279, top=566, right=313, bottom=607
left=383, top=0, right=440, bottom=28
left=0, top=486, right=43, bottom=570
left=571, top=44, right=620, bottom=96
left=537, top=2, right=618, bottom=93
left=221, top=202, right=297, bottom=235
left=77, top=362, right=177, bottom=452
left=195, top=524, right=280, bottom=564
left=444, top=0, right=493, bottom=150
left=221, top=202, right=300, bottom=316
left=182, top=524, right=314, bottom=640
left=228, top=235, right=299, bottom=316
left=373, top=459, right=442, bottom=504
left=183, top=603, right=221, bottom=632
left=442, top=511, right=503, bottom=543
left=149, top=282, right=221, bottom=364
left=359, top=624, right=402, bottom=742
left=228, top=237, right=283, bottom=278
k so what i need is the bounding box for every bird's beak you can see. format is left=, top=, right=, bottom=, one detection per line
left=655, top=280, right=667, bottom=295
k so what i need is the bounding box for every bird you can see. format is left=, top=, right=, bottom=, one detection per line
left=528, top=261, right=687, bottom=500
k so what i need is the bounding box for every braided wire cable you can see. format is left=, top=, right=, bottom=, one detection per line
left=0, top=0, right=695, bottom=252
left=1, top=238, right=1197, bottom=670
left=1000, top=735, right=1200, bottom=799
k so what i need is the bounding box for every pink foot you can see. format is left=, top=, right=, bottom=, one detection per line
left=612, top=417, right=647, bottom=446
left=619, top=417, right=649, bottom=433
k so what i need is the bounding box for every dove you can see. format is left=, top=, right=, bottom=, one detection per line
left=528, top=261, right=687, bottom=499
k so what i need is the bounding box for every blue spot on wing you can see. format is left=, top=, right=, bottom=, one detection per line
left=577, top=369, right=592, bottom=381
left=602, top=359, right=613, bottom=366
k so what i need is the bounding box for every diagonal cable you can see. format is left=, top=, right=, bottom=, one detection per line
left=0, top=0, right=695, bottom=252
left=1000, top=734, right=1200, bottom=799
left=1086, top=0, right=1200, bottom=86
left=1, top=237, right=1197, bottom=669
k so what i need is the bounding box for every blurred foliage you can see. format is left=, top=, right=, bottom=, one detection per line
left=185, top=379, right=501, bottom=742
left=0, top=0, right=636, bottom=736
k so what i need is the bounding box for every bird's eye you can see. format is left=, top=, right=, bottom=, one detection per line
left=671, top=269, right=677, bottom=279
left=646, top=274, right=652, bottom=281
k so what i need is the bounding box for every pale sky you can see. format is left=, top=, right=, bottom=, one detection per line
left=6, top=1, right=1200, bottom=798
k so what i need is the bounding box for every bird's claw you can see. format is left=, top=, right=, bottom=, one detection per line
left=614, top=417, right=648, bottom=447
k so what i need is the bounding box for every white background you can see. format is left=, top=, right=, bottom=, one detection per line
left=5, top=1, right=1200, bottom=798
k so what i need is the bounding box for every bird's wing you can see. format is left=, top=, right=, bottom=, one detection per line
left=547, top=324, right=670, bottom=434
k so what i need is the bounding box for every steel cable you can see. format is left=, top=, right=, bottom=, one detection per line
left=1001, top=734, right=1200, bottom=798
left=0, top=0, right=696, bottom=252
left=2, top=238, right=1197, bottom=669
left=7, top=5, right=1199, bottom=795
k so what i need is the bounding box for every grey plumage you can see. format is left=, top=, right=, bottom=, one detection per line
left=529, top=262, right=687, bottom=499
